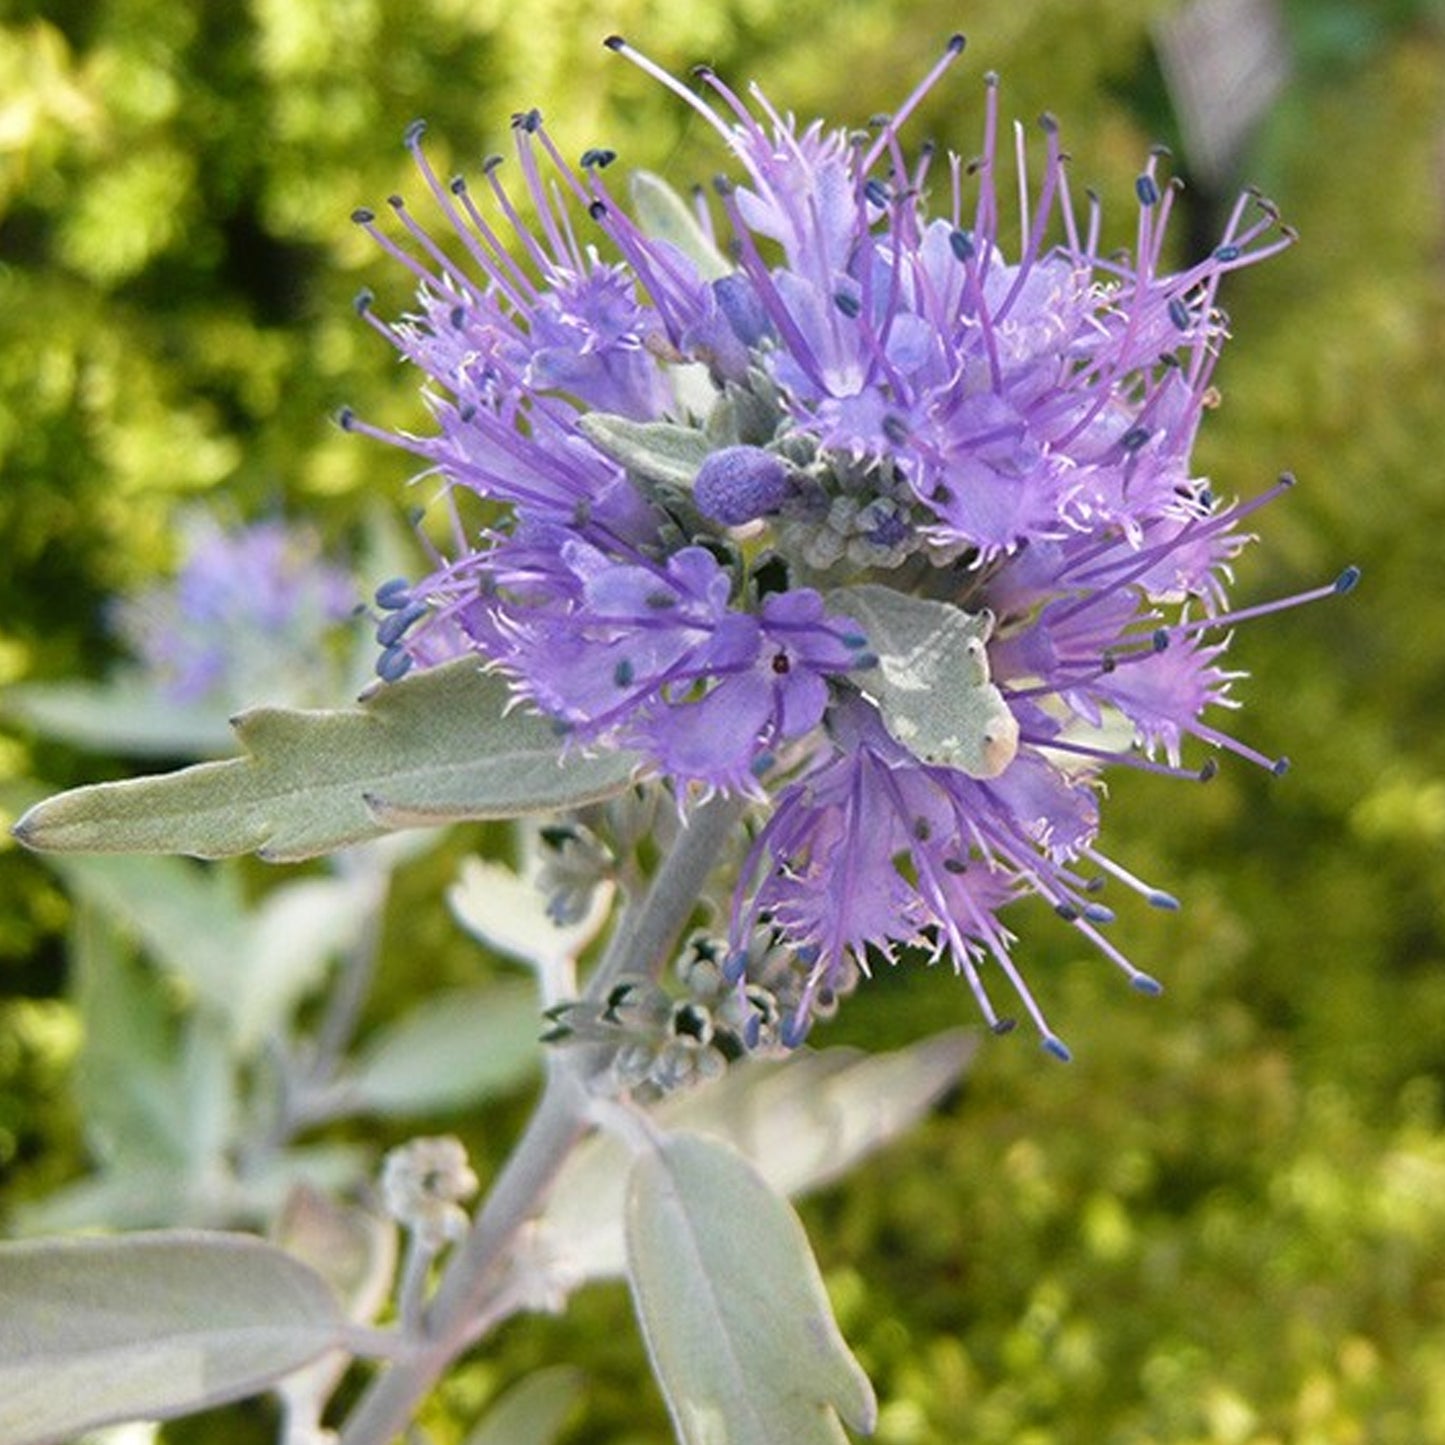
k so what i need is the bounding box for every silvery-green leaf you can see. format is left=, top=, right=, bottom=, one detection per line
left=629, top=171, right=731, bottom=280
left=13, top=1144, right=371, bottom=1235
left=12, top=1167, right=195, bottom=1237
left=0, top=1231, right=346, bottom=1445
left=462, top=1366, right=586, bottom=1445
left=272, top=1185, right=397, bottom=1438
left=12, top=660, right=642, bottom=861
left=67, top=903, right=190, bottom=1170
left=832, top=583, right=1019, bottom=777
left=345, top=982, right=540, bottom=1117
left=180, top=1011, right=234, bottom=1174
left=54, top=855, right=251, bottom=1029
left=578, top=413, right=713, bottom=490
left=626, top=1133, right=876, bottom=1445
left=448, top=854, right=613, bottom=976
left=1, top=675, right=239, bottom=757
left=543, top=1031, right=973, bottom=1284
left=271, top=1184, right=396, bottom=1324
left=234, top=871, right=378, bottom=1051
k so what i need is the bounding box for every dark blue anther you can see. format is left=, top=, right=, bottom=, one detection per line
left=1131, top=973, right=1164, bottom=995
left=833, top=289, right=861, bottom=319
left=1042, top=1034, right=1073, bottom=1063
left=1168, top=297, right=1191, bottom=330
left=864, top=178, right=892, bottom=208
left=511, top=108, right=542, bottom=133
left=1214, top=243, right=1241, bottom=263
left=588, top=200, right=608, bottom=221
left=603, top=34, right=626, bottom=50
left=350, top=207, right=375, bottom=225
left=1121, top=425, right=1151, bottom=452
left=991, top=1017, right=1017, bottom=1036
left=613, top=658, right=635, bottom=688
left=449, top=175, right=468, bottom=195
left=1135, top=173, right=1160, bottom=207
left=335, top=406, right=357, bottom=431
left=580, top=147, right=617, bottom=169
left=353, top=289, right=374, bottom=316
left=1335, top=565, right=1362, bottom=594
left=375, top=601, right=428, bottom=648
left=949, top=228, right=975, bottom=262
left=374, top=577, right=412, bottom=610
left=1083, top=902, right=1115, bottom=925
left=882, top=414, right=910, bottom=445
left=403, top=118, right=428, bottom=147
left=376, top=645, right=413, bottom=682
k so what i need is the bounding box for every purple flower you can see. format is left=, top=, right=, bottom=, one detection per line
left=111, top=512, right=358, bottom=709
left=348, top=37, right=1353, bottom=1055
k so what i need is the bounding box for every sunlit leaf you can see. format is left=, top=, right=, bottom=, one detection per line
left=0, top=1231, right=346, bottom=1445
left=832, top=583, right=1019, bottom=777
left=12, top=661, right=642, bottom=861
left=448, top=853, right=613, bottom=976
left=545, top=1031, right=974, bottom=1283
left=626, top=1132, right=876, bottom=1445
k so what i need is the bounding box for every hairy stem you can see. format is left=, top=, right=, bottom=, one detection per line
left=336, top=790, right=747, bottom=1445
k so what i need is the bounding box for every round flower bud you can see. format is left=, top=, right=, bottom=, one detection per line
left=693, top=445, right=791, bottom=527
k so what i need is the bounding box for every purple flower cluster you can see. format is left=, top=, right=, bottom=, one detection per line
left=348, top=37, right=1352, bottom=1056
left=111, top=513, right=358, bottom=709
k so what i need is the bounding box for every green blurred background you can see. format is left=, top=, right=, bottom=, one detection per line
left=2, top=0, right=1444, bottom=1441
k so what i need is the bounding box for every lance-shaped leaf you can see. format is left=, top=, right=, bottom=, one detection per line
left=344, top=981, right=542, bottom=1118
left=832, top=583, right=1019, bottom=777
left=0, top=1231, right=347, bottom=1445
left=629, top=171, right=732, bottom=280
left=12, top=660, right=642, bottom=861
left=626, top=1132, right=877, bottom=1445
left=546, top=1031, right=974, bottom=1284
left=1, top=675, right=238, bottom=757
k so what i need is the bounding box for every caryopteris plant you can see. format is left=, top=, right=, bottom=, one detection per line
left=7, top=34, right=1354, bottom=1445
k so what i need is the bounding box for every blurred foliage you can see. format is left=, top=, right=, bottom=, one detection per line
left=2, top=0, right=1444, bottom=1442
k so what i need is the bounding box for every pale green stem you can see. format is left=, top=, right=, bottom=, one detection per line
left=336, top=791, right=747, bottom=1445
